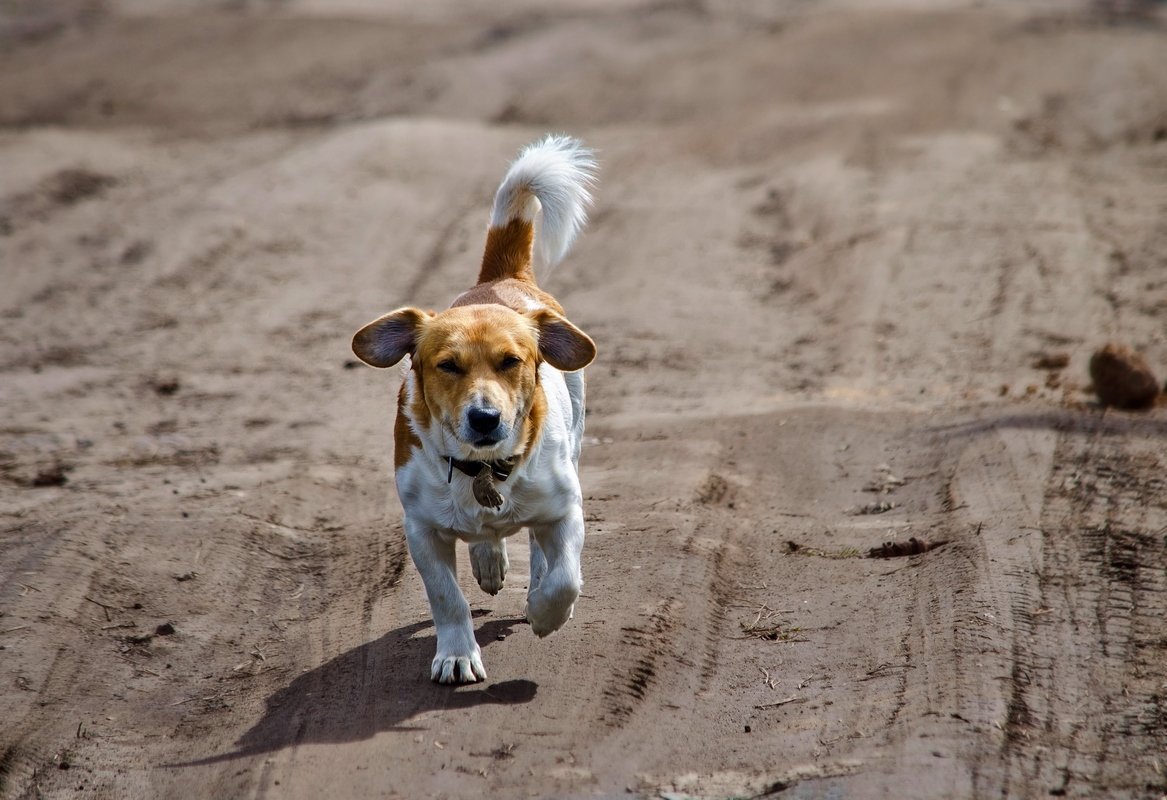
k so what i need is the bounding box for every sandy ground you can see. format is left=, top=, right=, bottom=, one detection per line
left=3, top=1, right=1167, bottom=798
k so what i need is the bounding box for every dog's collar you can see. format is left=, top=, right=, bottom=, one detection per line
left=446, top=456, right=518, bottom=484
left=445, top=455, right=519, bottom=509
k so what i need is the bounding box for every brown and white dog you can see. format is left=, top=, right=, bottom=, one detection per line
left=352, top=136, right=598, bottom=684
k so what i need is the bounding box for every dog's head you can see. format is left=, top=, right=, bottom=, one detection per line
left=353, top=305, right=595, bottom=456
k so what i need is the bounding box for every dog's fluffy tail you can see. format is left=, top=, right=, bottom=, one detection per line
left=479, top=135, right=597, bottom=284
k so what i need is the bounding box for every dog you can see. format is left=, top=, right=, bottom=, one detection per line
left=351, top=135, right=598, bottom=684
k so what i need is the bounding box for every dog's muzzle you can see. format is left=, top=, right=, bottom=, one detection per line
left=465, top=406, right=507, bottom=446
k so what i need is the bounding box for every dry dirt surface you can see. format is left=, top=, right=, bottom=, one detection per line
left=3, top=1, right=1167, bottom=798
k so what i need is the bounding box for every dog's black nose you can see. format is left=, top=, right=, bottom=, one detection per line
left=468, top=407, right=502, bottom=435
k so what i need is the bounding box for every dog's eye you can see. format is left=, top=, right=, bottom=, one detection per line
left=499, top=355, right=522, bottom=371
left=436, top=359, right=462, bottom=375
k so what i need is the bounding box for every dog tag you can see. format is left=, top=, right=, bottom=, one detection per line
left=472, top=464, right=504, bottom=509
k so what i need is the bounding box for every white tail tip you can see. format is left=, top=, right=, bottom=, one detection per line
left=490, top=134, right=597, bottom=268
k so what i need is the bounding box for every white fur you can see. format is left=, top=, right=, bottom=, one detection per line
left=490, top=134, right=597, bottom=268
left=396, top=363, right=587, bottom=683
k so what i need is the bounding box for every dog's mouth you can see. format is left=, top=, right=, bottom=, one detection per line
left=473, top=436, right=503, bottom=448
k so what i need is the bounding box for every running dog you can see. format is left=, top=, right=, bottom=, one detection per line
left=352, top=135, right=598, bottom=684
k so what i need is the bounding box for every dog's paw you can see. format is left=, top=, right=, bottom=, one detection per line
left=469, top=541, right=508, bottom=596
left=525, top=582, right=578, bottom=638
left=431, top=648, right=487, bottom=684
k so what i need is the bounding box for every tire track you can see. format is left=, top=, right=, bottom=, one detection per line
left=359, top=522, right=409, bottom=634
left=696, top=533, right=730, bottom=690
left=0, top=518, right=114, bottom=800
left=0, top=644, right=87, bottom=800
left=249, top=514, right=410, bottom=799
left=397, top=204, right=475, bottom=305
left=894, top=420, right=1056, bottom=798
left=1017, top=431, right=1167, bottom=797
left=599, top=515, right=735, bottom=728
left=601, top=596, right=678, bottom=726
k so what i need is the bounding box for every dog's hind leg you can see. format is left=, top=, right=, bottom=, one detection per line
left=469, top=539, right=508, bottom=596
left=404, top=517, right=486, bottom=684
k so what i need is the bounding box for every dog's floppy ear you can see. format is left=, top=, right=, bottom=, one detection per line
left=352, top=308, right=432, bottom=368
left=528, top=309, right=596, bottom=372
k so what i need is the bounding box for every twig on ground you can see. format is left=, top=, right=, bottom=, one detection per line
left=83, top=596, right=115, bottom=621
left=754, top=696, right=805, bottom=710
left=858, top=663, right=916, bottom=681
left=737, top=604, right=806, bottom=642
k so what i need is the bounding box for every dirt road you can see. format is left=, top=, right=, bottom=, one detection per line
left=2, top=1, right=1166, bottom=797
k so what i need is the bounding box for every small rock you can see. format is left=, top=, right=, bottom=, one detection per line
left=151, top=378, right=180, bottom=396
left=30, top=464, right=69, bottom=487
left=1089, top=342, right=1159, bottom=409
left=1032, top=351, right=1070, bottom=370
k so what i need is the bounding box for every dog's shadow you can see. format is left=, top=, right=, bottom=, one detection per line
left=172, top=612, right=533, bottom=767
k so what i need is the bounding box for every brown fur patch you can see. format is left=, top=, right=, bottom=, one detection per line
left=408, top=364, right=430, bottom=433
left=451, top=278, right=565, bottom=316
left=478, top=219, right=535, bottom=284
left=519, top=372, right=547, bottom=457
left=394, top=384, right=423, bottom=469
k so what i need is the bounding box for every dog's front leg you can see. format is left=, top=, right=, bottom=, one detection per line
left=404, top=517, right=485, bottom=684
left=526, top=505, right=584, bottom=638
